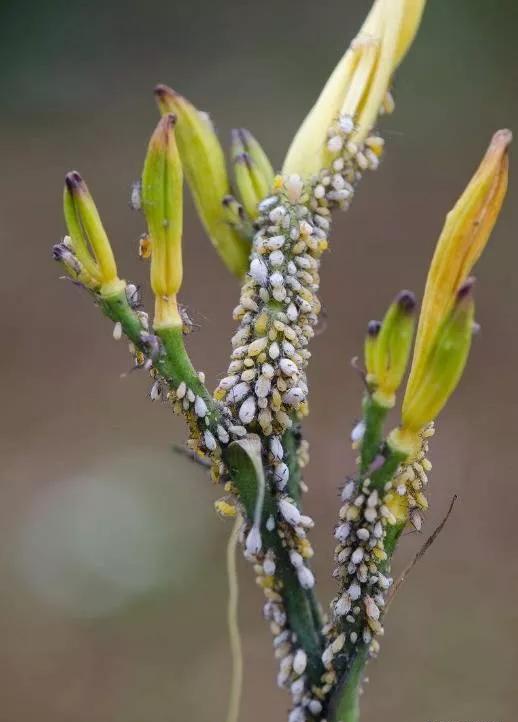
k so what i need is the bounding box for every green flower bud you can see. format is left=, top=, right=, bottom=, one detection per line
left=400, top=279, right=475, bottom=433
left=231, top=129, right=275, bottom=220
left=371, top=291, right=416, bottom=408
left=364, top=319, right=381, bottom=383
left=141, top=114, right=184, bottom=330
left=154, top=84, right=250, bottom=278
left=63, top=171, right=124, bottom=296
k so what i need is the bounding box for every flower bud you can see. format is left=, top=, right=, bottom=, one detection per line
left=231, top=129, right=275, bottom=220
left=141, top=114, right=183, bottom=329
left=405, top=129, right=511, bottom=405
left=364, top=320, right=381, bottom=382
left=282, top=0, right=427, bottom=178
left=371, top=291, right=416, bottom=408
left=399, top=280, right=475, bottom=435
left=154, top=84, right=250, bottom=278
left=63, top=171, right=124, bottom=296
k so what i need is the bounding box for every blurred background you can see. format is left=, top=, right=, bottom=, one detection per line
left=1, top=1, right=517, bottom=720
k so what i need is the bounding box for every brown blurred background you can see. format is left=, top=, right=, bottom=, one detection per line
left=1, top=1, right=517, bottom=720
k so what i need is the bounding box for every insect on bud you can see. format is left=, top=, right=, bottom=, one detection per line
left=282, top=0, right=427, bottom=178
left=154, top=84, right=250, bottom=278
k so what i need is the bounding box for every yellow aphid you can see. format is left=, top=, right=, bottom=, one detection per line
left=139, top=234, right=152, bottom=259
left=254, top=311, right=269, bottom=335
left=273, top=175, right=284, bottom=191
left=384, top=491, right=409, bottom=524
left=214, top=499, right=237, bottom=518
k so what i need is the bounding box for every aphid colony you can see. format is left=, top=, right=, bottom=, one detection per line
left=215, top=113, right=382, bottom=442
left=119, top=114, right=386, bottom=722
left=321, top=425, right=435, bottom=681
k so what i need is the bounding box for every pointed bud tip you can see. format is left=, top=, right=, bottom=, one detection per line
left=154, top=83, right=177, bottom=100
left=367, top=320, right=382, bottom=337
left=65, top=170, right=84, bottom=191
left=456, top=276, right=476, bottom=302
left=396, top=290, right=417, bottom=314
left=490, top=128, right=512, bottom=153
left=235, top=152, right=253, bottom=169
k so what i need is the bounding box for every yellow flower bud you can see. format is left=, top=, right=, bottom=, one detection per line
left=155, top=84, right=250, bottom=278
left=141, top=114, right=183, bottom=329
left=364, top=320, right=381, bottom=383
left=405, top=129, right=511, bottom=406
left=63, top=171, right=124, bottom=296
left=282, top=0, right=427, bottom=178
left=401, top=279, right=475, bottom=434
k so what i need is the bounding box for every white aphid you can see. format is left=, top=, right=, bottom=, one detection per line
left=113, top=322, right=122, bottom=341
left=348, top=582, right=362, bottom=601
left=351, top=547, right=364, bottom=565
left=283, top=387, right=305, bottom=406
left=250, top=257, right=268, bottom=285
left=245, top=526, right=262, bottom=556
left=266, top=235, right=286, bottom=250
left=279, top=498, right=301, bottom=526
left=269, top=250, right=284, bottom=266
left=351, top=420, right=366, bottom=443
left=279, top=358, right=298, bottom=377
left=292, top=649, right=307, bottom=675
left=203, top=430, right=217, bottom=451
left=150, top=381, right=161, bottom=401
left=194, top=396, right=208, bottom=418
left=270, top=436, right=284, bottom=460
left=289, top=550, right=304, bottom=569
left=275, top=462, right=290, bottom=489
left=269, top=342, right=280, bottom=360
left=219, top=374, right=240, bottom=390
left=217, top=425, right=230, bottom=444
left=227, top=382, right=250, bottom=404
left=239, top=395, right=257, bottom=424
left=297, top=566, right=315, bottom=589
left=334, top=523, right=351, bottom=542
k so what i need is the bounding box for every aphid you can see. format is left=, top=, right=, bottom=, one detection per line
left=129, top=180, right=142, bottom=210
left=125, top=283, right=141, bottom=308
left=138, top=234, right=152, bottom=259
left=292, top=649, right=307, bottom=675
left=296, top=565, right=315, bottom=589
left=150, top=381, right=161, bottom=401
left=204, top=430, right=217, bottom=451
left=194, top=396, right=208, bottom=418
left=279, top=498, right=301, bottom=526
left=239, top=395, right=257, bottom=424
left=245, top=526, right=262, bottom=556
left=113, top=321, right=122, bottom=341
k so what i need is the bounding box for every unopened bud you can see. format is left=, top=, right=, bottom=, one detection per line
left=371, top=291, right=416, bottom=408
left=231, top=128, right=274, bottom=219
left=405, top=129, right=511, bottom=405
left=141, top=114, right=183, bottom=329
left=154, top=84, right=250, bottom=278
left=63, top=171, right=123, bottom=295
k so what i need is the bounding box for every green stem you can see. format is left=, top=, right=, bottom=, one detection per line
left=328, top=521, right=406, bottom=722
left=224, top=441, right=325, bottom=685
left=359, top=395, right=388, bottom=474
left=100, top=289, right=222, bottom=429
